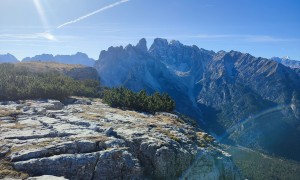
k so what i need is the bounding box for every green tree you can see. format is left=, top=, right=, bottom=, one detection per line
left=103, top=87, right=175, bottom=114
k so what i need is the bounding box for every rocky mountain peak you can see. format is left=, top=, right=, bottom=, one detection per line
left=228, top=50, right=243, bottom=58
left=149, top=38, right=168, bottom=52
left=125, top=44, right=134, bottom=50
left=0, top=53, right=19, bottom=63
left=37, top=54, right=55, bottom=60
left=169, top=40, right=183, bottom=47
left=23, top=54, right=55, bottom=62
left=75, top=52, right=88, bottom=58
left=135, top=38, right=148, bottom=53
left=99, top=46, right=125, bottom=61
left=107, top=46, right=124, bottom=52
left=98, top=50, right=107, bottom=60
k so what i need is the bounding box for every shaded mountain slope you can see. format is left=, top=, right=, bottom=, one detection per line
left=94, top=38, right=300, bottom=161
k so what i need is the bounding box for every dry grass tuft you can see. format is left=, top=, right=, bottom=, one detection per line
left=196, top=132, right=215, bottom=147
left=0, top=159, right=29, bottom=179
left=70, top=135, right=109, bottom=143
left=79, top=112, right=105, bottom=121
left=7, top=122, right=27, bottom=130
left=156, top=127, right=181, bottom=142
left=0, top=108, right=22, bottom=118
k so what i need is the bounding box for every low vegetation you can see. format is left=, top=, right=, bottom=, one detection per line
left=227, top=145, right=300, bottom=180
left=0, top=63, right=176, bottom=114
left=103, top=87, right=175, bottom=114
left=0, top=63, right=100, bottom=101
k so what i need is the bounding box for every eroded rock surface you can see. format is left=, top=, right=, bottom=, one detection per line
left=0, top=98, right=242, bottom=179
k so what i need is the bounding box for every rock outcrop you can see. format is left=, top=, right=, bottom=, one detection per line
left=0, top=98, right=242, bottom=179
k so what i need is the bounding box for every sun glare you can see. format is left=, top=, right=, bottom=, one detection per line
left=33, top=0, right=49, bottom=29
left=32, top=0, right=57, bottom=41
left=41, top=32, right=56, bottom=41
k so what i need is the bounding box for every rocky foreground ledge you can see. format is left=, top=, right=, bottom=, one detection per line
left=0, top=98, right=242, bottom=180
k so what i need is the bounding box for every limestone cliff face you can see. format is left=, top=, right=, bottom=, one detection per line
left=0, top=98, right=242, bottom=179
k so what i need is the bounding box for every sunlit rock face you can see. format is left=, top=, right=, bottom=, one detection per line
left=0, top=98, right=242, bottom=179
left=95, top=38, right=300, bottom=161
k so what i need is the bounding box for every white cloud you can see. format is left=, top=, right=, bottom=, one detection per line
left=57, top=0, right=130, bottom=29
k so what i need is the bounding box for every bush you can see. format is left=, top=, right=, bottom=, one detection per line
left=103, top=87, right=175, bottom=114
left=0, top=63, right=100, bottom=101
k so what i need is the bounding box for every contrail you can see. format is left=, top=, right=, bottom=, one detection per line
left=57, top=0, right=130, bottom=29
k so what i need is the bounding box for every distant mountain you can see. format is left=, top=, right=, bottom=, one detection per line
left=94, top=38, right=300, bottom=161
left=0, top=53, right=19, bottom=63
left=23, top=54, right=54, bottom=62
left=271, top=56, right=300, bottom=69
left=22, top=52, right=95, bottom=67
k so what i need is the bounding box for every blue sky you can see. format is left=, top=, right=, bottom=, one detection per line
left=0, top=0, right=299, bottom=60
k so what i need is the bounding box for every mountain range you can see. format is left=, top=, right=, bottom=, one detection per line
left=271, top=56, right=300, bottom=69
left=23, top=52, right=95, bottom=67
left=1, top=38, right=300, bottom=161
left=0, top=52, right=95, bottom=67
left=94, top=38, right=300, bottom=161
left=1, top=51, right=299, bottom=70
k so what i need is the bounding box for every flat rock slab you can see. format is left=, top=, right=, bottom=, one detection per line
left=27, top=175, right=68, bottom=180
left=0, top=98, right=242, bottom=179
